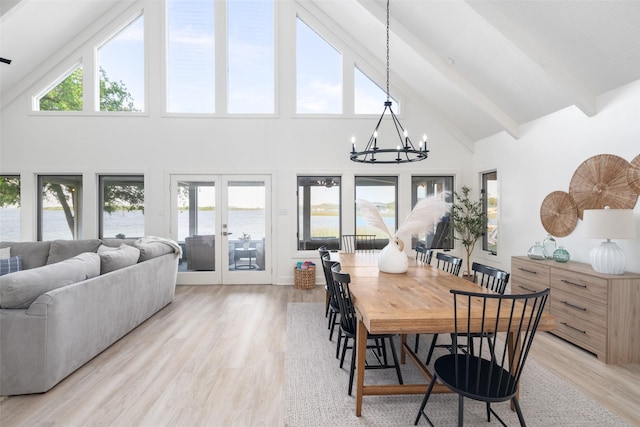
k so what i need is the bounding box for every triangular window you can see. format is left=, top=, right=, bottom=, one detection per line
left=37, top=65, right=83, bottom=111
left=97, top=15, right=145, bottom=111
left=296, top=17, right=342, bottom=114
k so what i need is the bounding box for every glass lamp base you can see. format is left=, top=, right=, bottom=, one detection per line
left=590, top=241, right=626, bottom=275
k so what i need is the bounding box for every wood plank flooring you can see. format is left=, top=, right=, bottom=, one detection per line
left=1, top=285, right=638, bottom=426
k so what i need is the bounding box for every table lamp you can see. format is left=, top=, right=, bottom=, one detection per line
left=583, top=207, right=636, bottom=274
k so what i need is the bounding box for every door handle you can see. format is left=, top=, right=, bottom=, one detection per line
left=222, top=232, right=233, bottom=236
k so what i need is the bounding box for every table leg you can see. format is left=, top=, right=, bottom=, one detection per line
left=355, top=317, right=367, bottom=417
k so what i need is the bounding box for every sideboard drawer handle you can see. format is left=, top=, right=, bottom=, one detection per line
left=518, top=267, right=537, bottom=274
left=518, top=285, right=536, bottom=293
left=560, top=300, right=587, bottom=311
left=560, top=322, right=586, bottom=334
left=561, top=279, right=587, bottom=288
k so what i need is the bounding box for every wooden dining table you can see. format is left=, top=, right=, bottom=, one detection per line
left=332, top=252, right=555, bottom=417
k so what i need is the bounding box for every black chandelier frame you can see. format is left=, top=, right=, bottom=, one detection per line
left=350, top=101, right=429, bottom=164
left=349, top=0, right=429, bottom=164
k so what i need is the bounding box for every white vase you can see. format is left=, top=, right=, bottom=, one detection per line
left=378, top=238, right=408, bottom=274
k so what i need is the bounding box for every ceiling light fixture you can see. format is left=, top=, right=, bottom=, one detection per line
left=350, top=0, right=429, bottom=164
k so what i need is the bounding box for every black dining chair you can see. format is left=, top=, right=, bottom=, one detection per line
left=322, top=255, right=346, bottom=359
left=415, top=241, right=433, bottom=264
left=331, top=262, right=403, bottom=396
left=318, top=246, right=330, bottom=316
left=471, top=262, right=510, bottom=294
left=415, top=288, right=550, bottom=426
left=341, top=234, right=375, bottom=253
left=435, top=252, right=462, bottom=275
left=319, top=248, right=340, bottom=343
left=425, top=260, right=510, bottom=365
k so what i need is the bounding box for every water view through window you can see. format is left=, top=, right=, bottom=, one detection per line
left=297, top=176, right=341, bottom=250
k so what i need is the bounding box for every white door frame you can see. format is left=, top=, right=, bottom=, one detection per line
left=170, top=174, right=272, bottom=285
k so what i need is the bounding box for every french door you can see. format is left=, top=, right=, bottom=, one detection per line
left=170, top=174, right=271, bottom=285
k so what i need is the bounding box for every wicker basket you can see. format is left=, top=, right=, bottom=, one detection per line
left=294, top=266, right=316, bottom=290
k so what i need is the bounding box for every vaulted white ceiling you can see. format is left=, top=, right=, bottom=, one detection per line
left=2, top=0, right=640, bottom=143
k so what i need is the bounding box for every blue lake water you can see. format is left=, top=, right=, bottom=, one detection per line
left=0, top=208, right=394, bottom=242
left=0, top=208, right=267, bottom=242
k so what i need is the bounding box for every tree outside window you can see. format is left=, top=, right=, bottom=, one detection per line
left=100, top=175, right=145, bottom=239
left=38, top=175, right=83, bottom=241
left=0, top=176, right=21, bottom=241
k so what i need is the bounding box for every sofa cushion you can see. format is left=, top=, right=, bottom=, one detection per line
left=46, top=239, right=102, bottom=265
left=133, top=241, right=174, bottom=262
left=0, top=256, right=23, bottom=276
left=97, top=244, right=141, bottom=274
left=0, top=247, right=10, bottom=259
left=0, top=252, right=100, bottom=309
left=101, top=238, right=137, bottom=248
left=0, top=241, right=51, bottom=270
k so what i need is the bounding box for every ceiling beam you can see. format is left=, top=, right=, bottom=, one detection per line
left=466, top=0, right=596, bottom=117
left=356, top=0, right=521, bottom=140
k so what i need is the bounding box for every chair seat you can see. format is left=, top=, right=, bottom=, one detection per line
left=434, top=354, right=517, bottom=402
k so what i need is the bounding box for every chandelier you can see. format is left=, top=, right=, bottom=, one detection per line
left=350, top=0, right=429, bottom=164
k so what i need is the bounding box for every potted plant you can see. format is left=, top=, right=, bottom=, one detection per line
left=451, top=186, right=487, bottom=278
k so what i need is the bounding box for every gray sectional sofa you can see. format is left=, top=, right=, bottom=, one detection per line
left=0, top=238, right=180, bottom=395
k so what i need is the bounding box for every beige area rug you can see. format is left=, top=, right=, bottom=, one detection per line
left=284, top=302, right=631, bottom=427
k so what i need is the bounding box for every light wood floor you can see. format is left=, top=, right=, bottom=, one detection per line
left=1, top=285, right=638, bottom=426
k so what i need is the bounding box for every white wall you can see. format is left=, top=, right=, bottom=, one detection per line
left=474, top=79, right=640, bottom=274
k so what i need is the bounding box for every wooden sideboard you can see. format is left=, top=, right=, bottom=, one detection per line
left=511, top=256, right=640, bottom=364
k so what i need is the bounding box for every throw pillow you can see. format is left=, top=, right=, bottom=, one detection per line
left=46, top=239, right=102, bottom=265
left=0, top=241, right=51, bottom=270
left=0, top=252, right=100, bottom=309
left=134, top=241, right=174, bottom=262
left=97, top=244, right=140, bottom=274
left=0, top=256, right=23, bottom=276
left=0, top=247, right=10, bottom=259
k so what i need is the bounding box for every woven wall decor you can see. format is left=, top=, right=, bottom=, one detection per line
left=569, top=154, right=638, bottom=219
left=628, top=154, right=640, bottom=194
left=540, top=191, right=578, bottom=237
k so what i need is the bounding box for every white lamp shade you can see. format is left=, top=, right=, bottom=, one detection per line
left=583, top=209, right=636, bottom=239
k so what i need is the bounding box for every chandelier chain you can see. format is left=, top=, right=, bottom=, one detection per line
left=386, top=0, right=390, bottom=102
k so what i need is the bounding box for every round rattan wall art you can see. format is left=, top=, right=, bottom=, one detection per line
left=540, top=191, right=578, bottom=237
left=568, top=154, right=638, bottom=219
left=628, top=154, right=640, bottom=194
